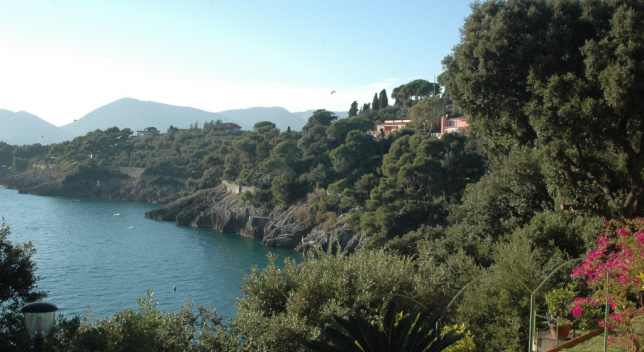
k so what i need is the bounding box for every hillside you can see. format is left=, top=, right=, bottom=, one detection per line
left=58, top=98, right=232, bottom=136
left=0, top=109, right=73, bottom=145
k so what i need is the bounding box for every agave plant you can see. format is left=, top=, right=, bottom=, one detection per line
left=302, top=299, right=463, bottom=352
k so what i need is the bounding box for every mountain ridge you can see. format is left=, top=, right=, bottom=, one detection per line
left=0, top=109, right=74, bottom=146
left=1, top=98, right=348, bottom=145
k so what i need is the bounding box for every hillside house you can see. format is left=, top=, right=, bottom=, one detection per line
left=368, top=119, right=411, bottom=138
left=211, top=122, right=242, bottom=134
left=133, top=128, right=160, bottom=139
left=436, top=116, right=469, bottom=137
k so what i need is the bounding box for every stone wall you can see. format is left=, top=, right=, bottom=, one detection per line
left=221, top=180, right=254, bottom=194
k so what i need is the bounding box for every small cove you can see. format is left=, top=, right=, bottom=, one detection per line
left=1, top=186, right=302, bottom=320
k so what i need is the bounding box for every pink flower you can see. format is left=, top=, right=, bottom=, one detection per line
left=572, top=306, right=583, bottom=317
left=634, top=231, right=644, bottom=243
left=599, top=319, right=615, bottom=331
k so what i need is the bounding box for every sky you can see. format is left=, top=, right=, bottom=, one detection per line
left=0, top=0, right=473, bottom=127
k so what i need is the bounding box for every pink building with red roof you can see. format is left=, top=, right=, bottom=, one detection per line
left=368, top=119, right=411, bottom=138
left=439, top=116, right=469, bottom=136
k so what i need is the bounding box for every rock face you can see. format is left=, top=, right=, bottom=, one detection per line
left=145, top=186, right=369, bottom=251
left=261, top=205, right=315, bottom=248
left=147, top=187, right=270, bottom=235
left=296, top=213, right=368, bottom=253
left=0, top=170, right=184, bottom=203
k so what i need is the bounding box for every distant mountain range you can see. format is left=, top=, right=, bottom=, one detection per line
left=1, top=98, right=348, bottom=146
left=0, top=110, right=74, bottom=146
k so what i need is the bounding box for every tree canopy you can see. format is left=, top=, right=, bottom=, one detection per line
left=442, top=0, right=644, bottom=218
left=391, top=79, right=441, bottom=104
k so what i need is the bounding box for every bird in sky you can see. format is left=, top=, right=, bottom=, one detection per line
left=331, top=90, right=336, bottom=95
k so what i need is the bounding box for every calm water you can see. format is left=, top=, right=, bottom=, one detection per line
left=0, top=186, right=301, bottom=320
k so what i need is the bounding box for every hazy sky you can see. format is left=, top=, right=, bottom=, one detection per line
left=1, top=0, right=473, bottom=127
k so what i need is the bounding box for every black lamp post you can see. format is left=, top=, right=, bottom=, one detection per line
left=21, top=302, right=58, bottom=352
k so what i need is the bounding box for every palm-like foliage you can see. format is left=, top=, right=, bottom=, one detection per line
left=302, top=299, right=463, bottom=352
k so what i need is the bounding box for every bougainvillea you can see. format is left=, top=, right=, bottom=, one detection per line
left=571, top=219, right=644, bottom=352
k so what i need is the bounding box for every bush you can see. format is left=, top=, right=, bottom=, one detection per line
left=54, top=290, right=229, bottom=352
left=231, top=250, right=427, bottom=352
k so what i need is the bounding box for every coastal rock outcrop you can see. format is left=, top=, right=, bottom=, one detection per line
left=145, top=186, right=270, bottom=236
left=145, top=185, right=369, bottom=251
left=0, top=169, right=184, bottom=203
left=296, top=213, right=367, bottom=253
left=262, top=204, right=315, bottom=248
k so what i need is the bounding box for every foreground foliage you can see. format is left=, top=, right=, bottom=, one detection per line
left=46, top=290, right=232, bottom=352
left=0, top=223, right=45, bottom=352
left=302, top=299, right=464, bottom=352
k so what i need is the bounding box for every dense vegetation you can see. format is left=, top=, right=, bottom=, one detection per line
left=2, top=0, right=644, bottom=351
left=0, top=122, right=241, bottom=186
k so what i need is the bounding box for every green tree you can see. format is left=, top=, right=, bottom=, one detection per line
left=348, top=101, right=359, bottom=117
left=392, top=80, right=441, bottom=105
left=0, top=142, right=15, bottom=167
left=0, top=223, right=46, bottom=352
left=330, top=131, right=381, bottom=184
left=361, top=134, right=484, bottom=239
left=443, top=0, right=644, bottom=217
left=326, top=116, right=373, bottom=145
left=297, top=110, right=340, bottom=191
left=372, top=93, right=380, bottom=111
left=409, top=97, right=444, bottom=135
left=447, top=147, right=551, bottom=246
left=378, top=89, right=389, bottom=109
left=302, top=110, right=337, bottom=132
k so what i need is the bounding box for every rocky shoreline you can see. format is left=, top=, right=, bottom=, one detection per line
left=1, top=170, right=367, bottom=252
left=0, top=170, right=184, bottom=203
left=145, top=186, right=367, bottom=252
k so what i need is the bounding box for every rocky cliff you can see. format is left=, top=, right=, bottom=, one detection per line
left=145, top=186, right=368, bottom=251
left=0, top=169, right=184, bottom=203
left=296, top=212, right=368, bottom=253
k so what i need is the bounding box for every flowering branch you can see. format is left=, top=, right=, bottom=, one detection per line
left=570, top=219, right=644, bottom=352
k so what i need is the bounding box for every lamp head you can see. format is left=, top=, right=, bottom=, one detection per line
left=22, top=302, right=58, bottom=338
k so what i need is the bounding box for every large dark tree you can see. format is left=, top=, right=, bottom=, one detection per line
left=348, top=101, right=359, bottom=117
left=392, top=80, right=441, bottom=104
left=442, top=0, right=644, bottom=218
left=378, top=89, right=389, bottom=109
left=372, top=93, right=380, bottom=111
left=361, top=133, right=485, bottom=239
left=0, top=223, right=46, bottom=352
left=409, top=97, right=444, bottom=135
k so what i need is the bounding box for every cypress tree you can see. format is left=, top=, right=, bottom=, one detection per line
left=372, top=93, right=379, bottom=111
left=379, top=89, right=389, bottom=108
left=349, top=101, right=359, bottom=117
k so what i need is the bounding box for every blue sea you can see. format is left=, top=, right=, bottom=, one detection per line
left=0, top=186, right=301, bottom=320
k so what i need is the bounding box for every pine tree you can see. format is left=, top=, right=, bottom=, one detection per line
left=372, top=93, right=380, bottom=111
left=379, top=89, right=389, bottom=109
